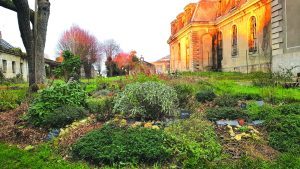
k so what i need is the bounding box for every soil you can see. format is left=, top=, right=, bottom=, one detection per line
left=0, top=103, right=47, bottom=147
left=215, top=125, right=279, bottom=161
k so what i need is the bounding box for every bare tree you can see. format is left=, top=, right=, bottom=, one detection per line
left=0, top=0, right=50, bottom=86
left=103, top=39, right=121, bottom=59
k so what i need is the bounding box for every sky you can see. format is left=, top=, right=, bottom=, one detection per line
left=0, top=0, right=198, bottom=62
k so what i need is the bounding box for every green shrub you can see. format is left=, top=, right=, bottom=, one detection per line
left=87, top=97, right=114, bottom=121
left=265, top=114, right=300, bottom=155
left=234, top=93, right=262, bottom=100
left=113, top=82, right=178, bottom=120
left=277, top=103, right=300, bottom=115
left=206, top=107, right=249, bottom=121
left=196, top=89, right=216, bottom=103
left=214, top=94, right=238, bottom=107
left=72, top=124, right=173, bottom=165
left=42, top=105, right=88, bottom=129
left=0, top=89, right=26, bottom=112
left=27, top=82, right=87, bottom=128
left=173, top=84, right=195, bottom=109
left=165, top=117, right=222, bottom=168
left=246, top=102, right=279, bottom=120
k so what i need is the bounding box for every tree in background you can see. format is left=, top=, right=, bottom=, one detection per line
left=105, top=56, right=119, bottom=77
left=55, top=51, right=81, bottom=81
left=113, top=51, right=139, bottom=75
left=58, top=25, right=101, bottom=78
left=102, top=39, right=121, bottom=76
left=0, top=0, right=51, bottom=87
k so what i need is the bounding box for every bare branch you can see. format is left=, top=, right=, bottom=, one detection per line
left=0, top=0, right=35, bottom=23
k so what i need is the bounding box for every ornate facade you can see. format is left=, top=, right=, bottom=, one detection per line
left=168, top=0, right=273, bottom=73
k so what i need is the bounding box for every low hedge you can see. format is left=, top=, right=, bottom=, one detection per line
left=86, top=97, right=114, bottom=121
left=72, top=125, right=173, bottom=165
left=206, top=107, right=249, bottom=121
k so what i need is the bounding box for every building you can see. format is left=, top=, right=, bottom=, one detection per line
left=168, top=0, right=299, bottom=75
left=152, top=55, right=170, bottom=74
left=271, top=0, right=300, bottom=75
left=0, top=32, right=29, bottom=81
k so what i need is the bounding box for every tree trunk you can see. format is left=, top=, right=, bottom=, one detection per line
left=0, top=0, right=50, bottom=87
left=83, top=63, right=92, bottom=78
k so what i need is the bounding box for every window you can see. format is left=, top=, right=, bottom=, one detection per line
left=20, top=63, right=23, bottom=74
left=178, top=43, right=181, bottom=61
left=12, top=61, right=16, bottom=73
left=232, top=25, right=238, bottom=57
left=2, top=60, right=7, bottom=73
left=249, top=16, right=257, bottom=53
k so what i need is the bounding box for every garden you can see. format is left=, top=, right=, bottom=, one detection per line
left=0, top=71, right=299, bottom=168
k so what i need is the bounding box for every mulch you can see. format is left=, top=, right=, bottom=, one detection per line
left=0, top=103, right=47, bottom=147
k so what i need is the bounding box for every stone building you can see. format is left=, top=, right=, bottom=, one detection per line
left=152, top=55, right=170, bottom=74
left=0, top=32, right=29, bottom=81
left=168, top=0, right=295, bottom=73
left=271, top=0, right=300, bottom=75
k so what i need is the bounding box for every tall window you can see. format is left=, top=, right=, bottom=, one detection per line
left=249, top=16, right=257, bottom=53
left=12, top=61, right=16, bottom=73
left=20, top=63, right=23, bottom=74
left=178, top=43, right=181, bottom=61
left=232, top=25, right=238, bottom=57
left=2, top=60, right=7, bottom=73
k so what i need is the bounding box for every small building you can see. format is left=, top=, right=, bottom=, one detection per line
left=0, top=32, right=29, bottom=81
left=152, top=55, right=170, bottom=74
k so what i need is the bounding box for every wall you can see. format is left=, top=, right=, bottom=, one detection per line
left=0, top=52, right=29, bottom=81
left=271, top=0, right=300, bottom=75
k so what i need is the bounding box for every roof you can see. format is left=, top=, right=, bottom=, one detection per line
left=0, top=38, right=14, bottom=50
left=192, top=0, right=219, bottom=22
left=152, top=55, right=170, bottom=64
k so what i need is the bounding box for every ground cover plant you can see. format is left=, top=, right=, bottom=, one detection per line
left=0, top=89, right=27, bottom=112
left=72, top=124, right=173, bottom=165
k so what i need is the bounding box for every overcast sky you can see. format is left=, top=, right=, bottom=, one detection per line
left=0, top=0, right=198, bottom=62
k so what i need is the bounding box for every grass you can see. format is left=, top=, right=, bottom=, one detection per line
left=0, top=143, right=90, bottom=169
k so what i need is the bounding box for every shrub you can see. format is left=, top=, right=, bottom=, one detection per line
left=246, top=102, right=279, bottom=120
left=206, top=107, right=249, bottom=121
left=27, top=82, right=87, bottom=128
left=72, top=124, right=173, bottom=165
left=113, top=82, right=178, bottom=120
left=277, top=103, right=300, bottom=115
left=196, top=89, right=216, bottom=103
left=87, top=97, right=114, bottom=121
left=265, top=114, right=300, bottom=155
left=0, top=89, right=26, bottom=112
left=214, top=94, right=238, bottom=107
left=42, top=105, right=88, bottom=129
left=173, top=84, right=195, bottom=109
left=234, top=93, right=262, bottom=100
left=165, top=117, right=222, bottom=168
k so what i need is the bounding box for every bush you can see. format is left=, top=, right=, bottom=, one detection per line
left=113, top=82, right=178, bottom=120
left=173, top=84, right=195, bottom=109
left=277, top=103, right=300, bottom=115
left=0, top=89, right=26, bottom=112
left=206, top=107, right=249, bottom=121
left=246, top=102, right=279, bottom=120
left=42, top=105, right=88, bottom=129
left=87, top=97, right=114, bottom=121
left=196, top=89, right=216, bottom=103
left=72, top=124, right=173, bottom=165
left=214, top=94, right=238, bottom=107
left=165, top=117, right=222, bottom=168
left=27, top=82, right=87, bottom=128
left=265, top=114, right=300, bottom=155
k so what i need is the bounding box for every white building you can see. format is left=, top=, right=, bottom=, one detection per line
left=0, top=32, right=29, bottom=81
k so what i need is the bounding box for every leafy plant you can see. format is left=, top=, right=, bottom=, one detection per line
left=196, top=89, right=216, bottom=103
left=165, top=117, right=222, bottom=168
left=214, top=94, right=239, bottom=107
left=42, top=105, right=88, bottom=129
left=27, top=81, right=87, bottom=128
left=55, top=51, right=81, bottom=81
left=173, top=84, right=195, bottom=109
left=87, top=97, right=114, bottom=121
left=72, top=124, right=173, bottom=165
left=113, top=82, right=179, bottom=120
left=206, top=107, right=249, bottom=121
left=0, top=89, right=26, bottom=112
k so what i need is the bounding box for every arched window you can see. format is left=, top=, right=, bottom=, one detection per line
left=232, top=25, right=238, bottom=57
left=249, top=16, right=257, bottom=53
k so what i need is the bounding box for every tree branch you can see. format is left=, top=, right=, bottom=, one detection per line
left=0, top=0, right=35, bottom=24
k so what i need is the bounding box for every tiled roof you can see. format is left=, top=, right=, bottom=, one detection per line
left=0, top=38, right=14, bottom=50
